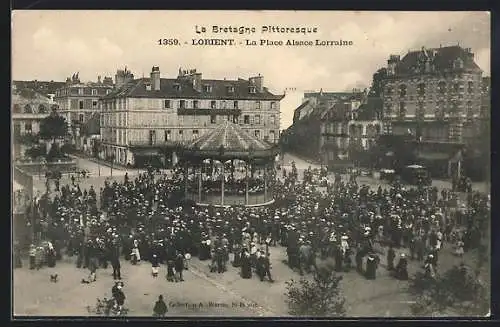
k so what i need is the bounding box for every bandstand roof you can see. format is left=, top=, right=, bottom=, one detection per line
left=182, top=120, right=278, bottom=160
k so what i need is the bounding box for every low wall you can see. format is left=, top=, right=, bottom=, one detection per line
left=32, top=174, right=126, bottom=194
left=16, top=159, right=77, bottom=175
left=186, top=191, right=274, bottom=206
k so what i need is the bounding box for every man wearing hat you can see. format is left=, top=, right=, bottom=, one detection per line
left=424, top=254, right=436, bottom=279
left=113, top=281, right=126, bottom=314
left=151, top=254, right=160, bottom=278
left=256, top=250, right=274, bottom=282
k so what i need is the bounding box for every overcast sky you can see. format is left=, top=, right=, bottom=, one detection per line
left=12, top=11, right=490, bottom=129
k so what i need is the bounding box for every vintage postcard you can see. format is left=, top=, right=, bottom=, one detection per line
left=11, top=10, right=491, bottom=318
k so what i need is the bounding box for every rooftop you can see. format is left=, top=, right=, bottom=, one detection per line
left=13, top=80, right=66, bottom=97
left=184, top=120, right=277, bottom=159
left=393, top=45, right=482, bottom=75
left=103, top=77, right=284, bottom=100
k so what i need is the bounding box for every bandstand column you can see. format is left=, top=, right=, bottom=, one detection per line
left=245, top=161, right=249, bottom=205
left=264, top=161, right=268, bottom=201
left=184, top=161, right=189, bottom=198
left=198, top=164, right=202, bottom=203
left=221, top=161, right=225, bottom=206
left=231, top=159, right=234, bottom=180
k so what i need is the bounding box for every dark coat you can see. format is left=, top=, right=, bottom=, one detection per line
left=151, top=255, right=160, bottom=267
left=174, top=254, right=184, bottom=272
left=153, top=299, right=168, bottom=316
left=115, top=289, right=126, bottom=305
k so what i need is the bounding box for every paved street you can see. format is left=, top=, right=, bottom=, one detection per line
left=68, top=155, right=142, bottom=177
left=281, top=153, right=489, bottom=194
left=13, top=237, right=480, bottom=317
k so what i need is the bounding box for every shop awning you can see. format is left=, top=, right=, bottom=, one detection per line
left=416, top=152, right=451, bottom=161
left=131, top=148, right=162, bottom=156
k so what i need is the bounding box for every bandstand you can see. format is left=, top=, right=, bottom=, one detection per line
left=180, top=120, right=279, bottom=207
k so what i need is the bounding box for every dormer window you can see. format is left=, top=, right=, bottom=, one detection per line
left=417, top=83, right=425, bottom=96
left=173, top=84, right=181, bottom=91
left=438, top=81, right=446, bottom=94
left=227, top=85, right=235, bottom=93
left=106, top=89, right=111, bottom=95
left=454, top=58, right=464, bottom=69
left=468, top=81, right=474, bottom=93
left=399, top=84, right=407, bottom=98
left=203, top=84, right=212, bottom=93
left=249, top=86, right=256, bottom=94
left=145, top=83, right=152, bottom=91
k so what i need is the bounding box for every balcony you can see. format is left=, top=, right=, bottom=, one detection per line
left=128, top=140, right=187, bottom=148
left=12, top=112, right=50, bottom=120
left=177, top=108, right=242, bottom=116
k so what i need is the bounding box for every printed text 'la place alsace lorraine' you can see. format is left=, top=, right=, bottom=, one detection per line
left=157, top=25, right=354, bottom=47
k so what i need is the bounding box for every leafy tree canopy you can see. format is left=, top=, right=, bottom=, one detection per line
left=285, top=265, right=346, bottom=317
left=408, top=263, right=489, bottom=317
left=39, top=111, right=68, bottom=141
left=368, top=68, right=388, bottom=97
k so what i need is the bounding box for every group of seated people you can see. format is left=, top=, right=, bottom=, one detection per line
left=186, top=175, right=266, bottom=195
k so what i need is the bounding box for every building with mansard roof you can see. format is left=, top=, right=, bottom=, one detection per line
left=53, top=72, right=114, bottom=151
left=380, top=44, right=487, bottom=179
left=99, top=66, right=284, bottom=168
left=12, top=80, right=66, bottom=100
left=284, top=89, right=383, bottom=168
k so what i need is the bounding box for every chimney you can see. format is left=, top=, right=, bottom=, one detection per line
left=249, top=74, right=264, bottom=92
left=151, top=66, right=161, bottom=91
left=115, top=67, right=134, bottom=89
left=97, top=75, right=102, bottom=84
left=192, top=72, right=202, bottom=92
left=387, top=55, right=400, bottom=76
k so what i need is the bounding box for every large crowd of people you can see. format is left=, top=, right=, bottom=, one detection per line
left=14, top=160, right=490, bottom=313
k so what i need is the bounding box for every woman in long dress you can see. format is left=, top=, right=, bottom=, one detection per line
left=241, top=249, right=252, bottom=279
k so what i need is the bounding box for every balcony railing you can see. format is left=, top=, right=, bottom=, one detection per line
left=177, top=108, right=242, bottom=116
left=128, top=140, right=187, bottom=147
left=12, top=112, right=50, bottom=119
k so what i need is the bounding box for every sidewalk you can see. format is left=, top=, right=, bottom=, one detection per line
left=68, top=152, right=129, bottom=170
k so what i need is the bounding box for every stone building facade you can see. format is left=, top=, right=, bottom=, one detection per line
left=380, top=45, right=486, bottom=178
left=100, top=67, right=283, bottom=167
left=54, top=72, right=114, bottom=148
left=382, top=45, right=483, bottom=140
left=286, top=90, right=383, bottom=167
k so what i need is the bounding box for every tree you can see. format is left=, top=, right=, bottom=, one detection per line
left=39, top=110, right=68, bottom=143
left=285, top=265, right=346, bottom=317
left=408, top=264, right=489, bottom=317
left=24, top=145, right=46, bottom=160
left=368, top=68, right=387, bottom=97
left=47, top=142, right=64, bottom=161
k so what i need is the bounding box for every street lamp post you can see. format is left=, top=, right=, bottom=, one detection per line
left=110, top=154, right=115, bottom=177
